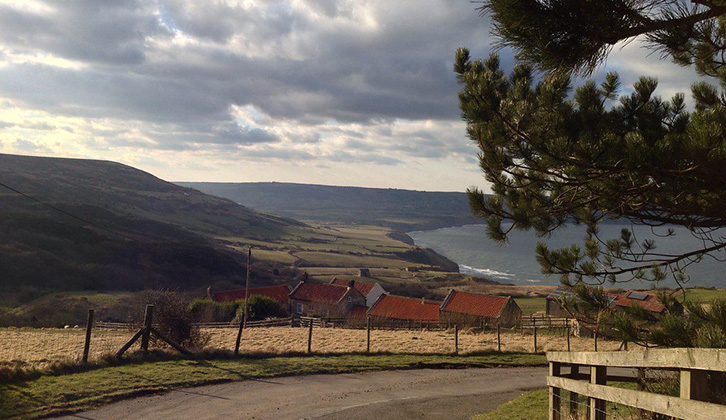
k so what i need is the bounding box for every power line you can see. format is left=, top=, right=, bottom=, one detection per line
left=0, top=180, right=140, bottom=242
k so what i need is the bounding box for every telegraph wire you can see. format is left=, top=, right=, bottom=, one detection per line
left=0, top=180, right=140, bottom=242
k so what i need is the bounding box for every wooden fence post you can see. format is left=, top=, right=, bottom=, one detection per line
left=82, top=309, right=94, bottom=363
left=569, top=365, right=579, bottom=419
left=566, top=326, right=571, bottom=352
left=549, top=361, right=561, bottom=420
left=497, top=324, right=501, bottom=352
left=533, top=319, right=538, bottom=353
left=454, top=324, right=459, bottom=354
left=594, top=331, right=598, bottom=352
left=307, top=319, right=314, bottom=354
left=590, top=366, right=607, bottom=420
left=366, top=317, right=371, bottom=354
left=680, top=369, right=709, bottom=401
left=140, top=304, right=154, bottom=353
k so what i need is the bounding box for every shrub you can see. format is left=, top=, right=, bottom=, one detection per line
left=131, top=290, right=209, bottom=350
left=188, top=298, right=237, bottom=323
left=243, top=295, right=287, bottom=321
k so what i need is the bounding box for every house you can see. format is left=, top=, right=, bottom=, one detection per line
left=439, top=290, right=521, bottom=327
left=329, top=278, right=386, bottom=307
left=210, top=284, right=291, bottom=308
left=545, top=286, right=619, bottom=318
left=612, top=290, right=670, bottom=316
left=367, top=294, right=441, bottom=326
left=289, top=280, right=366, bottom=318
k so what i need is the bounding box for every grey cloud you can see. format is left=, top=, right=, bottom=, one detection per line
left=0, top=1, right=166, bottom=65
left=212, top=123, right=280, bottom=145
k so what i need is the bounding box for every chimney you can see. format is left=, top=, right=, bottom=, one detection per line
left=421, top=297, right=425, bottom=305
left=348, top=279, right=355, bottom=288
left=301, top=272, right=308, bottom=283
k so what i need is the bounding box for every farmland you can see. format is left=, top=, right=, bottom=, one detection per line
left=0, top=326, right=619, bottom=370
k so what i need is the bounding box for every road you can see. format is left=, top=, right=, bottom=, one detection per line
left=55, top=367, right=546, bottom=420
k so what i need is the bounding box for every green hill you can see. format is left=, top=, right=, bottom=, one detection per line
left=0, top=154, right=302, bottom=292
left=177, top=182, right=479, bottom=231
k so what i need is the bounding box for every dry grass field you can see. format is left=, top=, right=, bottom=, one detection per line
left=0, top=326, right=621, bottom=369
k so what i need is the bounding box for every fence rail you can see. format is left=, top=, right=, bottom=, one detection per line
left=95, top=321, right=135, bottom=330
left=519, top=315, right=570, bottom=330
left=547, top=348, right=726, bottom=420
left=193, top=318, right=292, bottom=329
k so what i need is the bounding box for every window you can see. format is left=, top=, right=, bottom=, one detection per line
left=297, top=303, right=303, bottom=314
left=348, top=296, right=353, bottom=303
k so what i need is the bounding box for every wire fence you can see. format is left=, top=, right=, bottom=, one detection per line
left=0, top=312, right=624, bottom=369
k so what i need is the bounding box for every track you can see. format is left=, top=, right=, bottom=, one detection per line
left=54, top=367, right=546, bottom=420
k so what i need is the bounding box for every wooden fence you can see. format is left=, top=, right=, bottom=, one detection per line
left=519, top=315, right=570, bottom=330
left=193, top=318, right=292, bottom=329
left=547, top=348, right=726, bottom=420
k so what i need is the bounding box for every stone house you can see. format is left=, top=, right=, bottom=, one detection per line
left=329, top=278, right=386, bottom=307
left=289, top=280, right=366, bottom=318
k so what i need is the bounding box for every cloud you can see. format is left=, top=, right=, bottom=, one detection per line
left=0, top=0, right=704, bottom=191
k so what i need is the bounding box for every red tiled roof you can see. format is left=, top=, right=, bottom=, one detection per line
left=211, top=285, right=290, bottom=306
left=441, top=291, right=509, bottom=318
left=613, top=291, right=666, bottom=313
left=368, top=295, right=440, bottom=321
left=290, top=282, right=350, bottom=305
left=330, top=278, right=376, bottom=296
left=346, top=305, right=368, bottom=319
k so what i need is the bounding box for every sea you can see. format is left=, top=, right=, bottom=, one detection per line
left=408, top=223, right=726, bottom=288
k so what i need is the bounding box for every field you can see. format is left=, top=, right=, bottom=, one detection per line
left=0, top=326, right=619, bottom=369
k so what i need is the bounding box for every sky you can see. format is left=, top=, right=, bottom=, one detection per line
left=0, top=0, right=706, bottom=192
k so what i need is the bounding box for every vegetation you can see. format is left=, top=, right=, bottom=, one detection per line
left=471, top=388, right=547, bottom=420
left=559, top=285, right=726, bottom=348
left=461, top=1, right=726, bottom=286
left=180, top=181, right=480, bottom=231
left=0, top=352, right=545, bottom=420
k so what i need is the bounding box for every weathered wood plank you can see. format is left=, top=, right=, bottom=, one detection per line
left=547, top=348, right=726, bottom=372
left=547, top=376, right=726, bottom=420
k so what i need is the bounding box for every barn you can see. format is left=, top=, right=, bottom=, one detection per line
left=210, top=284, right=292, bottom=308
left=439, top=290, right=521, bottom=328
left=367, top=294, right=441, bottom=327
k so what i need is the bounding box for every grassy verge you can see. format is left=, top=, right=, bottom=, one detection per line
left=0, top=351, right=546, bottom=420
left=471, top=388, right=548, bottom=420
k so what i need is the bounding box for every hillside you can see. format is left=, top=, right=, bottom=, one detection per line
left=178, top=182, right=480, bottom=231
left=0, top=155, right=465, bottom=309
left=0, top=154, right=302, bottom=293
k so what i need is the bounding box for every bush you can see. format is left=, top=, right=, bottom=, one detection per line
left=188, top=298, right=237, bottom=323
left=243, top=295, right=287, bottom=321
left=131, top=290, right=209, bottom=350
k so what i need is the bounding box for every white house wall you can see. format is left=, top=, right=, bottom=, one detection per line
left=366, top=283, right=386, bottom=307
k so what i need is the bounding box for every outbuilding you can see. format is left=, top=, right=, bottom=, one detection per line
left=439, top=290, right=521, bottom=328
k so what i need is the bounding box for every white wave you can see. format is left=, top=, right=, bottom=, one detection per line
left=525, top=279, right=542, bottom=283
left=459, top=264, right=515, bottom=279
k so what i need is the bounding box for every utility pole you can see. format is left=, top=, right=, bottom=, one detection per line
left=243, top=246, right=252, bottom=329
left=234, top=247, right=252, bottom=356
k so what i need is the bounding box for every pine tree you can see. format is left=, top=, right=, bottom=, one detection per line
left=458, top=1, right=726, bottom=286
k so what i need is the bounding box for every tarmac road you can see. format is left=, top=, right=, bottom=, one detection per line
left=55, top=367, right=546, bottom=420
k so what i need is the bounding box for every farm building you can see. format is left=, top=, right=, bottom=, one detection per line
left=358, top=268, right=371, bottom=277
left=547, top=287, right=671, bottom=320
left=289, top=280, right=366, bottom=318
left=329, top=278, right=386, bottom=307
left=439, top=290, right=521, bottom=327
left=545, top=286, right=620, bottom=318
left=209, top=284, right=291, bottom=308
left=367, top=294, right=441, bottom=327
left=612, top=290, right=672, bottom=316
